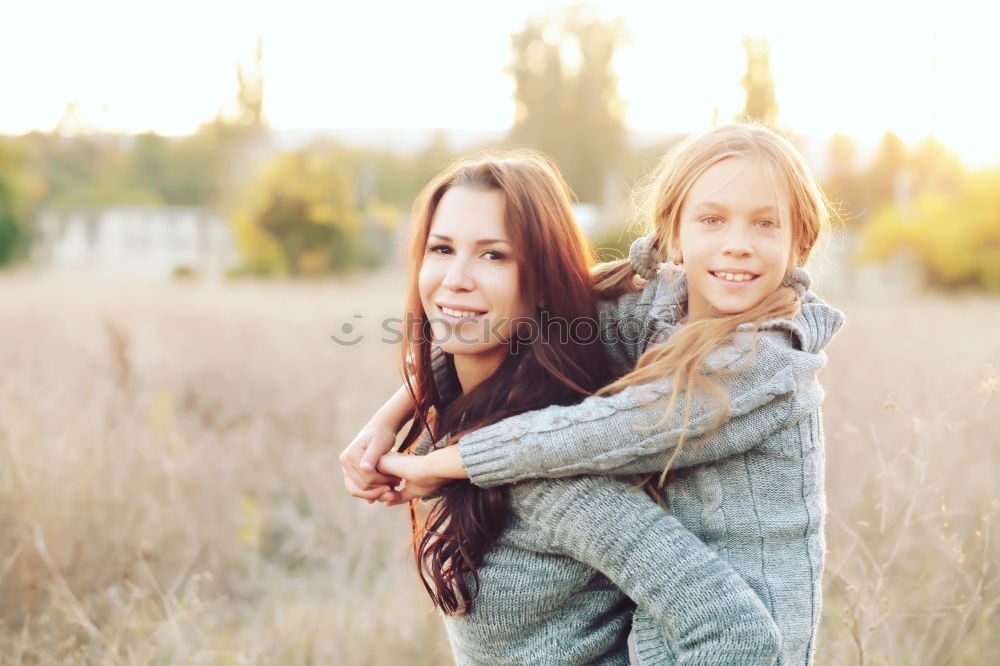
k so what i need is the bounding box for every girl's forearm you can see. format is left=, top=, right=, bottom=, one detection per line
left=425, top=446, right=468, bottom=480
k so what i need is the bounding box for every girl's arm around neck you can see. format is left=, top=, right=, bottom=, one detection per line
left=459, top=313, right=838, bottom=488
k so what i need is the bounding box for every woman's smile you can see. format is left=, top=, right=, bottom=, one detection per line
left=436, top=303, right=488, bottom=321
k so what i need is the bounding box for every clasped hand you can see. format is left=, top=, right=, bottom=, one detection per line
left=339, top=425, right=450, bottom=506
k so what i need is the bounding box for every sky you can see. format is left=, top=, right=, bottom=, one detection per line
left=4, top=0, right=999, bottom=167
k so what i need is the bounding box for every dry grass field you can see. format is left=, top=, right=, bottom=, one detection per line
left=1, top=270, right=997, bottom=665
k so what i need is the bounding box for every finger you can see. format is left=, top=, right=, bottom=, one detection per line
left=354, top=468, right=400, bottom=488
left=345, top=457, right=400, bottom=489
left=342, top=448, right=393, bottom=488
left=345, top=481, right=392, bottom=501
left=361, top=437, right=394, bottom=471
left=395, top=486, right=426, bottom=504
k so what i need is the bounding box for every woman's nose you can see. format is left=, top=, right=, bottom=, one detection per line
left=441, top=257, right=474, bottom=291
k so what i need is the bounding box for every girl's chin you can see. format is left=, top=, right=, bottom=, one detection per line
left=708, top=295, right=764, bottom=314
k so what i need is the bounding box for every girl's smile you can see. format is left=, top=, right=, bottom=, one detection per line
left=678, top=157, right=793, bottom=320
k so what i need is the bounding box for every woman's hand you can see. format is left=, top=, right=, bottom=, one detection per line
left=340, top=425, right=401, bottom=503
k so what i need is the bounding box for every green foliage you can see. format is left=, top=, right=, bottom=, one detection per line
left=0, top=175, right=20, bottom=265
left=859, top=169, right=1000, bottom=289
left=238, top=146, right=370, bottom=276
left=0, top=138, right=44, bottom=267
left=131, top=129, right=223, bottom=205
left=18, top=129, right=227, bottom=207
left=508, top=4, right=627, bottom=203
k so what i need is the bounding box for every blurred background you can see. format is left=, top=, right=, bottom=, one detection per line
left=1, top=0, right=997, bottom=664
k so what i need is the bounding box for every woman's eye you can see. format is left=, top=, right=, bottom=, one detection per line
left=757, top=219, right=777, bottom=229
left=701, top=216, right=723, bottom=226
left=482, top=249, right=506, bottom=261
left=427, top=244, right=452, bottom=255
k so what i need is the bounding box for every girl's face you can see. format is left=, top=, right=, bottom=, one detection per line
left=419, top=186, right=531, bottom=362
left=677, top=157, right=793, bottom=321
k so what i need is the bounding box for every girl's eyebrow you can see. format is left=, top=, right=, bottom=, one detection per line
left=429, top=234, right=512, bottom=246
left=691, top=201, right=777, bottom=215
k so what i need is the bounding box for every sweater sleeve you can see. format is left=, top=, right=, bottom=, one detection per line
left=510, top=476, right=781, bottom=666
left=459, top=328, right=823, bottom=488
left=595, top=278, right=666, bottom=372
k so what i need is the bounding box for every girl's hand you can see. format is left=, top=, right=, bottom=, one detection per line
left=377, top=452, right=449, bottom=506
left=340, top=425, right=401, bottom=503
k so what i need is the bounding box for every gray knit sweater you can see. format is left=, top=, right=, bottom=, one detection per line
left=439, top=476, right=782, bottom=665
left=447, top=267, right=843, bottom=665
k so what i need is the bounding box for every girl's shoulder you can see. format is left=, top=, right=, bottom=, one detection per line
left=760, top=290, right=845, bottom=354
left=750, top=267, right=845, bottom=354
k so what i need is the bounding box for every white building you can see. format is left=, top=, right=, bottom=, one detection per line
left=33, top=206, right=238, bottom=278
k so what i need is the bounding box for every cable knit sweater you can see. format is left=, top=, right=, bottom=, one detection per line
left=446, top=267, right=843, bottom=665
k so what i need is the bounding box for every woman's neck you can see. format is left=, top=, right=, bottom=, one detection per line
left=452, top=348, right=508, bottom=395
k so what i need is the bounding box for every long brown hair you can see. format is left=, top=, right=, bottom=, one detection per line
left=399, top=151, right=614, bottom=614
left=594, top=123, right=830, bottom=485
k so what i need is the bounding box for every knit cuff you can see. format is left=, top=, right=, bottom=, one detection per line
left=457, top=426, right=524, bottom=488
left=631, top=610, right=675, bottom=664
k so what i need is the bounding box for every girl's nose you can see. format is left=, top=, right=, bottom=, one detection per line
left=721, top=223, right=753, bottom=257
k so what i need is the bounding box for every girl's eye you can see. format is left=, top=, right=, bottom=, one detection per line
left=482, top=249, right=506, bottom=261
left=701, top=216, right=723, bottom=226
left=427, top=244, right=452, bottom=255
left=757, top=219, right=777, bottom=229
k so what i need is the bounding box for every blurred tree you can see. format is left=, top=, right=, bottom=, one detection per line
left=238, top=146, right=371, bottom=276
left=0, top=138, right=46, bottom=266
left=0, top=142, right=25, bottom=265
left=220, top=35, right=271, bottom=206
left=865, top=130, right=907, bottom=208
left=740, top=37, right=778, bottom=125
left=859, top=168, right=1000, bottom=289
left=824, top=133, right=864, bottom=222
left=508, top=4, right=627, bottom=203
left=911, top=135, right=963, bottom=195
left=236, top=36, right=265, bottom=128
left=23, top=131, right=162, bottom=205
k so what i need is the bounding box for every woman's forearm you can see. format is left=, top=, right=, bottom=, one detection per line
left=367, top=384, right=415, bottom=433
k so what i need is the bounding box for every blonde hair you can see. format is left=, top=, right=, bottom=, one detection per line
left=594, top=123, right=830, bottom=486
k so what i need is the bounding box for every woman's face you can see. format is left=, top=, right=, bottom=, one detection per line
left=418, top=185, right=531, bottom=361
left=677, top=157, right=793, bottom=321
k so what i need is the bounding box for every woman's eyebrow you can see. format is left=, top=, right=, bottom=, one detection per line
left=429, top=234, right=511, bottom=246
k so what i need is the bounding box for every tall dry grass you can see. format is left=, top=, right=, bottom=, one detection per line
left=0, top=271, right=997, bottom=664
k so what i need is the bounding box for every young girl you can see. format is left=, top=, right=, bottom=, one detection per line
left=343, top=149, right=789, bottom=664
left=347, top=123, right=844, bottom=664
